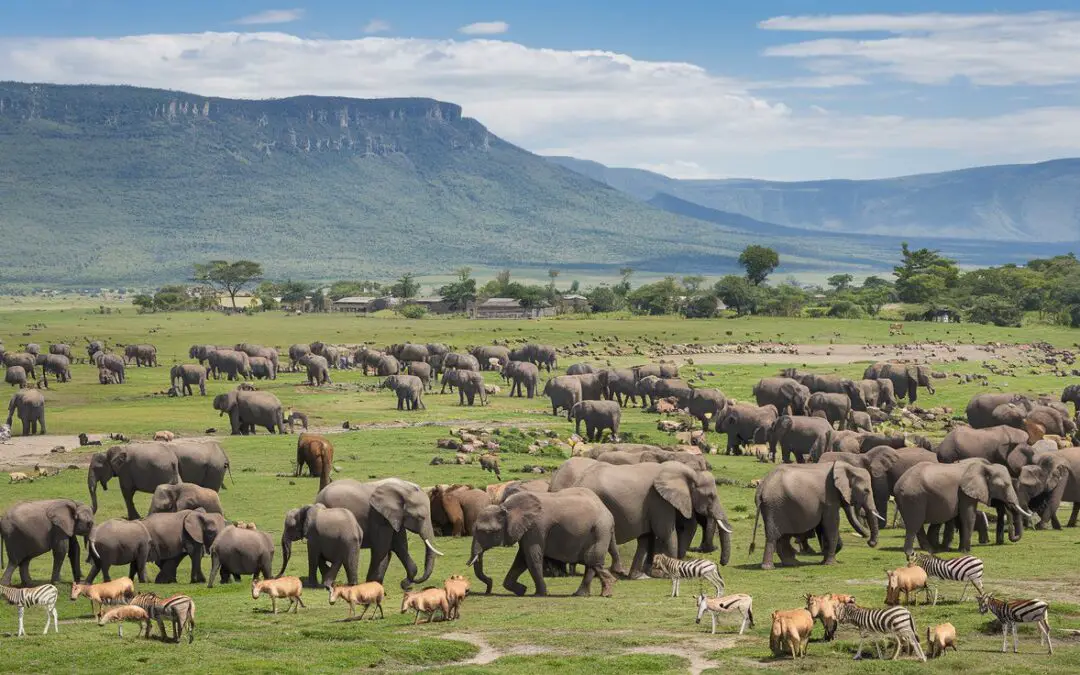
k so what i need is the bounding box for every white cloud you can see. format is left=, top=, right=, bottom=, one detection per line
left=458, top=21, right=509, bottom=36
left=235, top=9, right=305, bottom=25
left=363, top=19, right=390, bottom=34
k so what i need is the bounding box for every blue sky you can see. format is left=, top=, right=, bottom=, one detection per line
left=2, top=1, right=1080, bottom=180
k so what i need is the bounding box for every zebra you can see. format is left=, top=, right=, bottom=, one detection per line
left=977, top=593, right=1052, bottom=655
left=650, top=553, right=724, bottom=597
left=130, top=592, right=196, bottom=643
left=835, top=602, right=926, bottom=661
left=1, top=583, right=59, bottom=636
left=906, top=552, right=984, bottom=602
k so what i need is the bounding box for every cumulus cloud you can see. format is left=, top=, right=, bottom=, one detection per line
left=363, top=19, right=390, bottom=34
left=458, top=21, right=509, bottom=35
left=234, top=9, right=305, bottom=25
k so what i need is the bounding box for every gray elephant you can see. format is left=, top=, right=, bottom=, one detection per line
left=406, top=361, right=433, bottom=391
left=848, top=410, right=873, bottom=432
left=93, top=352, right=125, bottom=383
left=984, top=403, right=1075, bottom=438
left=5, top=366, right=27, bottom=388
left=88, top=444, right=181, bottom=519
left=719, top=404, right=778, bottom=455
left=236, top=343, right=279, bottom=372
left=769, top=415, right=833, bottom=463
left=387, top=343, right=429, bottom=364
left=569, top=400, right=621, bottom=441
left=426, top=343, right=450, bottom=358
left=544, top=375, right=582, bottom=416
left=856, top=378, right=897, bottom=411
left=316, top=478, right=442, bottom=588
left=966, top=393, right=1031, bottom=428
left=634, top=375, right=665, bottom=409
left=98, top=367, right=119, bottom=385
left=213, top=388, right=285, bottom=435
left=288, top=343, right=311, bottom=371
left=502, top=361, right=539, bottom=398
left=87, top=340, right=105, bottom=360
left=632, top=363, right=680, bottom=380
left=754, top=377, right=811, bottom=416
left=7, top=388, right=45, bottom=435
left=863, top=362, right=935, bottom=403
left=148, top=483, right=223, bottom=515
left=207, top=349, right=251, bottom=381
left=549, top=457, right=732, bottom=578
left=442, top=352, right=480, bottom=372
left=687, top=388, right=728, bottom=432
left=471, top=345, right=510, bottom=370
left=39, top=354, right=71, bottom=384
left=279, top=503, right=363, bottom=588
left=248, top=356, right=277, bottom=380
left=3, top=352, right=37, bottom=379
left=894, top=458, right=1031, bottom=555
left=750, top=462, right=880, bottom=569
left=787, top=372, right=868, bottom=410
left=589, top=445, right=708, bottom=472
left=381, top=374, right=426, bottom=410
left=123, top=344, right=158, bottom=367
left=654, top=378, right=693, bottom=408
left=374, top=354, right=400, bottom=376
left=468, top=488, right=617, bottom=596
left=512, top=343, right=558, bottom=372
left=48, top=343, right=72, bottom=360
left=1012, top=446, right=1080, bottom=529
left=159, top=440, right=231, bottom=491
left=1, top=499, right=94, bottom=585
left=188, top=344, right=218, bottom=365
left=207, top=524, right=275, bottom=587
left=935, top=425, right=1030, bottom=465
left=1061, top=384, right=1080, bottom=416
left=808, top=392, right=852, bottom=430
left=170, top=364, right=207, bottom=396
left=301, top=354, right=331, bottom=386
left=566, top=363, right=596, bottom=375
left=441, top=369, right=487, bottom=406
left=570, top=373, right=605, bottom=401
left=141, top=509, right=225, bottom=583
left=85, top=518, right=156, bottom=583
left=597, top=368, right=639, bottom=407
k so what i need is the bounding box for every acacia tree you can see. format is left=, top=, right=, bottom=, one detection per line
left=391, top=273, right=420, bottom=300
left=192, top=260, right=263, bottom=310
left=738, top=246, right=779, bottom=285
left=439, top=267, right=478, bottom=311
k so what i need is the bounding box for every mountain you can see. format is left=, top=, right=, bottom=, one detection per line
left=548, top=156, right=1080, bottom=243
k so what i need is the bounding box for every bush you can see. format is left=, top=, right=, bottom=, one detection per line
left=397, top=304, right=428, bottom=319
left=681, top=294, right=720, bottom=319
left=827, top=300, right=866, bottom=319
left=966, top=297, right=1023, bottom=327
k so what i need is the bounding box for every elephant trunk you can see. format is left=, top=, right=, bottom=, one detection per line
left=469, top=541, right=493, bottom=594
left=842, top=502, right=868, bottom=539
left=866, top=507, right=881, bottom=548
left=278, top=535, right=293, bottom=578
left=409, top=522, right=440, bottom=585
left=88, top=470, right=100, bottom=513
left=1008, top=505, right=1026, bottom=542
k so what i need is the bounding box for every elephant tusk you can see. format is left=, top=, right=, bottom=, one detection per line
left=1018, top=507, right=1034, bottom=519
left=424, top=538, right=444, bottom=557
left=717, top=519, right=733, bottom=534
left=873, top=511, right=886, bottom=523
left=467, top=554, right=479, bottom=567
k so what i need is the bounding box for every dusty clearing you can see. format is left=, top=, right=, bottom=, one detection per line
left=664, top=342, right=1006, bottom=365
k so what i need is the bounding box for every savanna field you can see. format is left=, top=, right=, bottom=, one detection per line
left=3, top=299, right=1080, bottom=674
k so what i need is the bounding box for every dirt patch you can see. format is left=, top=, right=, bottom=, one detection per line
left=0, top=434, right=88, bottom=470
left=664, top=343, right=1004, bottom=366
left=626, top=637, right=735, bottom=675
left=438, top=632, right=556, bottom=666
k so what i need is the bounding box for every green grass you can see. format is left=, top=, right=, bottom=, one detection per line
left=2, top=308, right=1080, bottom=673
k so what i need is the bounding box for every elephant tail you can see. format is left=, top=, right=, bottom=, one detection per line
left=0, top=527, right=5, bottom=570
left=748, top=499, right=761, bottom=555
left=225, top=453, right=235, bottom=487
left=88, top=537, right=100, bottom=565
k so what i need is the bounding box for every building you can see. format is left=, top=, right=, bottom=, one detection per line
left=560, top=294, right=590, bottom=313
left=216, top=292, right=261, bottom=311
left=469, top=297, right=556, bottom=320
left=332, top=296, right=377, bottom=313
left=411, top=297, right=455, bottom=315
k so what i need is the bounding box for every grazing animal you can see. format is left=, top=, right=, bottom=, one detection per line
left=834, top=602, right=926, bottom=661
left=400, top=587, right=450, bottom=624
left=444, top=575, right=470, bottom=620
left=885, top=565, right=934, bottom=606
left=252, top=576, right=305, bottom=614
left=906, top=552, right=984, bottom=602
left=295, top=433, right=335, bottom=490
left=1, top=583, right=59, bottom=636
left=129, top=592, right=196, bottom=643
left=695, top=592, right=753, bottom=634
left=805, top=593, right=856, bottom=640
left=650, top=553, right=724, bottom=597
left=8, top=472, right=31, bottom=483
left=286, top=410, right=309, bottom=433
left=70, top=577, right=136, bottom=618
left=977, top=594, right=1052, bottom=654
left=97, top=605, right=150, bottom=638
left=327, top=582, right=385, bottom=620
left=153, top=430, right=175, bottom=442
left=926, top=622, right=958, bottom=658
left=769, top=608, right=813, bottom=658
left=479, top=454, right=501, bottom=480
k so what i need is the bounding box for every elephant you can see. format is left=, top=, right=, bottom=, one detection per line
left=549, top=457, right=732, bottom=578
left=471, top=345, right=510, bottom=370
left=39, top=354, right=71, bottom=384
left=687, top=388, right=728, bottom=432
left=569, top=373, right=605, bottom=401
left=862, top=362, right=935, bottom=403
left=566, top=363, right=596, bottom=375
left=213, top=388, right=285, bottom=435
left=315, top=478, right=442, bottom=588
left=984, top=403, right=1075, bottom=438
left=235, top=344, right=279, bottom=372
left=310, top=341, right=342, bottom=368
left=427, top=353, right=445, bottom=379
left=966, top=393, right=1032, bottom=428
left=301, top=354, right=331, bottom=386
left=248, top=356, right=277, bottom=380
left=1011, top=447, right=1080, bottom=529
left=543, top=375, right=582, bottom=416
left=161, top=440, right=231, bottom=491
left=3, top=352, right=37, bottom=379
left=295, top=433, right=334, bottom=490
left=381, top=374, right=426, bottom=410
left=635, top=376, right=667, bottom=409
left=170, top=364, right=207, bottom=396
left=426, top=343, right=450, bottom=358
left=808, top=392, right=852, bottom=430
left=768, top=415, right=834, bottom=463
left=1061, top=384, right=1080, bottom=416
left=848, top=411, right=873, bottom=432
left=655, top=378, right=694, bottom=408
left=786, top=372, right=868, bottom=411
left=719, top=404, right=779, bottom=455
left=894, top=458, right=1031, bottom=556
left=7, top=388, right=45, bottom=435
left=188, top=344, right=219, bottom=365
left=569, top=400, right=621, bottom=441
left=93, top=352, right=125, bottom=383
left=374, top=354, right=400, bottom=376
left=48, top=343, right=72, bottom=360
left=935, top=425, right=1030, bottom=465
left=207, top=524, right=275, bottom=587
left=597, top=368, right=639, bottom=407
left=441, top=369, right=487, bottom=406
left=856, top=378, right=897, bottom=411
left=24, top=343, right=40, bottom=356
left=279, top=503, right=363, bottom=588
left=288, top=343, right=311, bottom=371
left=632, top=363, right=680, bottom=380
left=206, top=349, right=251, bottom=381
left=511, top=343, right=558, bottom=371
left=443, top=352, right=480, bottom=372
left=754, top=377, right=811, bottom=416
left=5, top=366, right=27, bottom=388
left=140, top=509, right=225, bottom=583
left=468, top=488, right=617, bottom=597
left=502, top=361, right=539, bottom=398
left=85, top=518, right=156, bottom=583
left=429, top=485, right=490, bottom=536
left=588, top=445, right=709, bottom=472
left=750, top=462, right=880, bottom=569
left=123, top=344, right=158, bottom=367
left=148, top=482, right=223, bottom=515
left=387, top=343, right=429, bottom=364
left=406, top=361, right=433, bottom=391
left=88, top=444, right=181, bottom=519
left=1, top=499, right=94, bottom=585
left=87, top=340, right=105, bottom=360
left=98, top=367, right=119, bottom=385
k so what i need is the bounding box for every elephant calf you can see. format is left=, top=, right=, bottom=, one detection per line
left=569, top=400, right=621, bottom=442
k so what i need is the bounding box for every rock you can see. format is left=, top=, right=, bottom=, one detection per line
left=50, top=446, right=66, bottom=454
left=530, top=466, right=545, bottom=474
left=430, top=456, right=445, bottom=465
left=545, top=429, right=559, bottom=438
left=460, top=443, right=478, bottom=454
left=437, top=438, right=461, bottom=450
left=657, top=420, right=682, bottom=433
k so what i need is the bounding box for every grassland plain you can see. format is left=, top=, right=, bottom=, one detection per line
left=1, top=308, right=1079, bottom=674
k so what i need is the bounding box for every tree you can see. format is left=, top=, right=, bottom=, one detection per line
left=494, top=270, right=512, bottom=294
left=569, top=280, right=580, bottom=294
left=738, top=246, right=779, bottom=285
left=681, top=275, right=706, bottom=294
left=153, top=285, right=190, bottom=312
left=627, top=277, right=681, bottom=315
left=893, top=243, right=959, bottom=303
left=548, top=269, right=560, bottom=287
left=438, top=268, right=478, bottom=311
left=132, top=294, right=154, bottom=312
left=192, top=260, right=263, bottom=310
left=278, top=280, right=312, bottom=303
left=827, top=274, right=854, bottom=292
left=328, top=280, right=381, bottom=300
left=682, top=293, right=720, bottom=318
left=758, top=283, right=808, bottom=317
left=390, top=273, right=420, bottom=300
left=966, top=296, right=1023, bottom=327
left=714, top=275, right=757, bottom=316
left=586, top=285, right=622, bottom=313
left=615, top=267, right=634, bottom=297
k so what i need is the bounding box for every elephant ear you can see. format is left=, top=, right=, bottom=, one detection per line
left=107, top=447, right=129, bottom=472
left=183, top=512, right=205, bottom=545
left=46, top=503, right=76, bottom=538
left=302, top=504, right=327, bottom=538
left=960, top=465, right=991, bottom=504
left=830, top=463, right=854, bottom=504
left=653, top=466, right=694, bottom=519
left=371, top=484, right=405, bottom=531
left=1006, top=446, right=1036, bottom=476
left=868, top=451, right=899, bottom=478
left=1047, top=461, right=1070, bottom=492
left=504, top=493, right=542, bottom=543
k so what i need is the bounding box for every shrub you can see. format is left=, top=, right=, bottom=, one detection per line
left=966, top=297, right=1023, bottom=327
left=397, top=304, right=427, bottom=319
left=827, top=300, right=866, bottom=319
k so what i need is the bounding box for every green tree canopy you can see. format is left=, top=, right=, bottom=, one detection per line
left=893, top=243, right=959, bottom=303
left=628, top=276, right=682, bottom=315
left=390, top=273, right=420, bottom=300
left=192, top=260, right=263, bottom=309
left=827, top=273, right=854, bottom=292
left=438, top=267, right=478, bottom=311
left=714, top=275, right=757, bottom=316
left=738, top=246, right=780, bottom=285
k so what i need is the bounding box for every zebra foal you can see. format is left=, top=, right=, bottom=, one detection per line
left=1, top=583, right=59, bottom=636
left=977, top=593, right=1052, bottom=655
left=835, top=602, right=926, bottom=661
left=650, top=554, right=724, bottom=597
left=906, top=552, right=983, bottom=602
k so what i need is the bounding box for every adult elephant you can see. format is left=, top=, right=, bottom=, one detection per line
left=443, top=352, right=480, bottom=372
left=7, top=388, right=46, bottom=436
left=301, top=354, right=331, bottom=386
left=863, top=362, right=934, bottom=403
left=543, top=375, right=582, bottom=416
left=632, top=363, right=680, bottom=380
left=5, top=366, right=27, bottom=388
left=429, top=485, right=490, bottom=536
left=123, top=344, right=158, bottom=367
left=1012, top=446, right=1080, bottom=529
left=381, top=374, right=426, bottom=410
left=986, top=403, right=1075, bottom=438
left=0, top=499, right=94, bottom=585
left=502, top=361, right=539, bottom=398
left=236, top=343, right=279, bottom=372
left=441, top=369, right=486, bottom=406
left=48, top=343, right=72, bottom=361
left=570, top=373, right=605, bottom=401
left=315, top=478, right=442, bottom=588
left=471, top=345, right=510, bottom=370
left=93, top=352, right=125, bottom=383
left=140, top=509, right=225, bottom=583
left=750, top=462, right=880, bottom=569
left=85, top=518, right=155, bottom=583
left=569, top=400, right=621, bottom=441
left=166, top=440, right=231, bottom=491
left=719, top=404, right=778, bottom=455
left=808, top=392, right=851, bottom=430
left=88, top=444, right=181, bottom=519
left=597, top=368, right=639, bottom=407
left=966, top=393, right=1032, bottom=428
left=566, top=363, right=596, bottom=376
left=549, top=457, right=732, bottom=578
left=279, top=503, right=363, bottom=588
left=468, top=489, right=617, bottom=597
left=207, top=524, right=275, bottom=587
left=768, top=415, right=834, bottom=463
left=856, top=378, right=897, bottom=411
left=589, top=446, right=708, bottom=472
left=789, top=373, right=867, bottom=411
left=213, top=388, right=285, bottom=435
left=935, top=425, right=1030, bottom=465
left=687, top=388, right=728, bottom=432
left=39, top=354, right=71, bottom=384
left=87, top=340, right=105, bottom=361
left=3, top=352, right=37, bottom=379
left=171, top=364, right=207, bottom=396
left=206, top=349, right=251, bottom=381
left=754, top=377, right=811, bottom=416
left=388, top=343, right=429, bottom=364
left=635, top=376, right=667, bottom=409
left=406, top=361, right=433, bottom=391
left=248, top=356, right=277, bottom=381
left=821, top=446, right=938, bottom=525
left=895, top=458, right=1031, bottom=556
left=288, top=344, right=311, bottom=371
left=188, top=344, right=218, bottom=365
left=1061, top=384, right=1080, bottom=416
left=374, top=354, right=400, bottom=376
left=148, top=483, right=223, bottom=515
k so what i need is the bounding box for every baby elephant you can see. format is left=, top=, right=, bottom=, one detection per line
left=927, top=622, right=958, bottom=658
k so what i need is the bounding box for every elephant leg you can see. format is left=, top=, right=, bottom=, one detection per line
left=777, top=536, right=799, bottom=564
left=2, top=557, right=19, bottom=586
left=120, top=485, right=140, bottom=520
left=927, top=523, right=945, bottom=551
left=628, top=535, right=652, bottom=579
left=345, top=546, right=359, bottom=586
left=18, top=559, right=33, bottom=586
left=1068, top=503, right=1080, bottom=528
left=958, top=509, right=976, bottom=553
left=760, top=528, right=780, bottom=570
left=390, top=532, right=420, bottom=586
left=576, top=566, right=596, bottom=596
left=50, top=539, right=69, bottom=583
left=207, top=555, right=220, bottom=588
left=503, top=549, right=530, bottom=596
left=819, top=510, right=840, bottom=565
left=608, top=541, right=628, bottom=577
left=307, top=546, right=321, bottom=587
left=155, top=557, right=180, bottom=584
left=523, top=543, right=547, bottom=596
left=325, top=560, right=343, bottom=588
left=100, top=564, right=111, bottom=582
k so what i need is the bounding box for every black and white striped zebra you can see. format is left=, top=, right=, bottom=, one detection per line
left=835, top=602, right=926, bottom=661
left=1, top=583, right=59, bottom=636
left=650, top=553, right=724, bottom=597
left=907, top=552, right=983, bottom=601
left=977, top=593, right=1052, bottom=654
left=131, top=592, right=196, bottom=643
